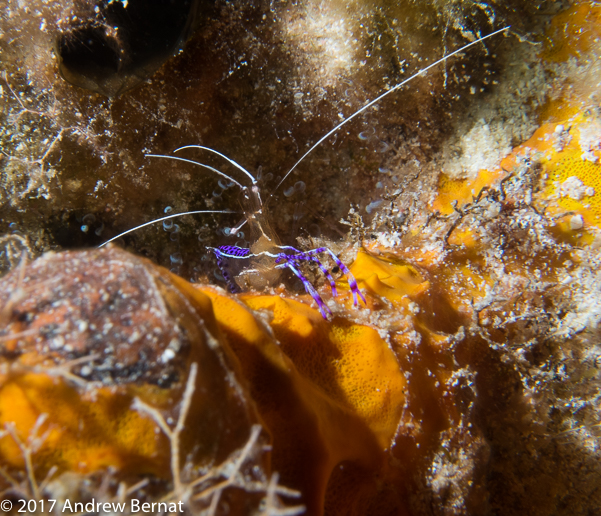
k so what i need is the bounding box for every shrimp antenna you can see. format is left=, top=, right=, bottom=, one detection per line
left=175, top=145, right=258, bottom=185
left=99, top=210, right=237, bottom=247
left=146, top=154, right=246, bottom=190
left=267, top=26, right=511, bottom=205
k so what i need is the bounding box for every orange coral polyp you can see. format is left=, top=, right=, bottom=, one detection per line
left=345, top=250, right=429, bottom=306
left=243, top=292, right=406, bottom=447
left=543, top=1, right=601, bottom=63
left=200, top=285, right=408, bottom=513
left=433, top=169, right=504, bottom=215
left=0, top=373, right=163, bottom=475
left=499, top=112, right=601, bottom=228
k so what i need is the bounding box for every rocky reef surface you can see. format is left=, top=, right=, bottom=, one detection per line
left=1, top=0, right=601, bottom=515
left=2, top=0, right=547, bottom=277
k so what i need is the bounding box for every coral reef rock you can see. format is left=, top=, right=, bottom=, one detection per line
left=0, top=246, right=303, bottom=515
left=2, top=1, right=601, bottom=515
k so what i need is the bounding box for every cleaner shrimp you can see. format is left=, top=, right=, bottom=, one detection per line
left=100, top=26, right=510, bottom=319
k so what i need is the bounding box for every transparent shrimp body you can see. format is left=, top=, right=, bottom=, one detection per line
left=212, top=184, right=283, bottom=293
left=100, top=28, right=510, bottom=319
left=211, top=184, right=366, bottom=319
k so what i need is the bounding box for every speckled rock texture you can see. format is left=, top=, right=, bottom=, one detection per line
left=2, top=0, right=547, bottom=278
left=2, top=0, right=601, bottom=515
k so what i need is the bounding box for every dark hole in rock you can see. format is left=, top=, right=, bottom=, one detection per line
left=55, top=0, right=211, bottom=97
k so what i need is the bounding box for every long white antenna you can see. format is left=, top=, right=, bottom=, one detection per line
left=99, top=210, right=236, bottom=247
left=146, top=154, right=246, bottom=190
left=267, top=26, right=510, bottom=204
left=175, top=145, right=258, bottom=185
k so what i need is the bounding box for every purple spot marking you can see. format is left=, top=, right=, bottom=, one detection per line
left=218, top=245, right=251, bottom=258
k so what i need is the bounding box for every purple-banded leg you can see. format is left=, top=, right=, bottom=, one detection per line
left=214, top=245, right=252, bottom=259
left=275, top=250, right=338, bottom=297
left=279, top=246, right=366, bottom=307
left=277, top=261, right=332, bottom=319
left=216, top=255, right=239, bottom=293
left=209, top=245, right=251, bottom=293
left=319, top=248, right=366, bottom=306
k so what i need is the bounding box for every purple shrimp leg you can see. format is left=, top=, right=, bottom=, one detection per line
left=279, top=246, right=366, bottom=307
left=319, top=248, right=366, bottom=306
left=209, top=245, right=251, bottom=293
left=277, top=260, right=332, bottom=319
left=275, top=247, right=337, bottom=297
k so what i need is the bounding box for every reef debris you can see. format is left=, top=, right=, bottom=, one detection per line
left=0, top=246, right=304, bottom=515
